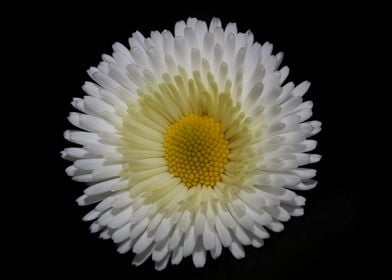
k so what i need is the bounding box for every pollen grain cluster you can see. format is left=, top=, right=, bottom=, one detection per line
left=163, top=114, right=229, bottom=187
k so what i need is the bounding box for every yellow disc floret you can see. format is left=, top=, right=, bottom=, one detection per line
left=163, top=114, right=229, bottom=188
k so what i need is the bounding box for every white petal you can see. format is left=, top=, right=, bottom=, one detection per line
left=252, top=224, right=270, bottom=239
left=112, top=223, right=131, bottom=243
left=215, top=216, right=232, bottom=247
left=231, top=224, right=252, bottom=245
left=89, top=221, right=103, bottom=233
left=117, top=239, right=133, bottom=254
left=169, top=226, right=182, bottom=250
left=154, top=217, right=173, bottom=242
left=61, top=148, right=93, bottom=160
left=295, top=140, right=318, bottom=152
left=133, top=231, right=154, bottom=254
left=108, top=206, right=133, bottom=229
left=210, top=235, right=222, bottom=259
left=71, top=173, right=96, bottom=182
left=130, top=217, right=149, bottom=239
left=280, top=66, right=290, bottom=83
left=92, top=164, right=123, bottom=180
left=285, top=195, right=306, bottom=206
left=80, top=114, right=116, bottom=133
left=171, top=245, right=184, bottom=265
left=112, top=192, right=132, bottom=208
left=281, top=204, right=304, bottom=217
left=174, top=20, right=186, bottom=36
left=179, top=210, right=192, bottom=233
left=292, top=81, right=311, bottom=97
left=82, top=209, right=101, bottom=222
left=194, top=211, right=206, bottom=236
left=291, top=168, right=316, bottom=179
left=155, top=253, right=170, bottom=271
left=64, top=130, right=100, bottom=145
left=65, top=165, right=89, bottom=177
left=183, top=226, right=196, bottom=257
left=202, top=222, right=216, bottom=250
left=152, top=240, right=170, bottom=263
left=130, top=205, right=150, bottom=225
left=84, top=96, right=116, bottom=115
left=84, top=178, right=120, bottom=195
left=251, top=237, right=264, bottom=248
left=132, top=243, right=154, bottom=266
left=287, top=179, right=318, bottom=190
left=76, top=193, right=110, bottom=206
left=229, top=240, right=245, bottom=259
left=192, top=239, right=206, bottom=268
left=266, top=206, right=291, bottom=222
left=95, top=195, right=116, bottom=211
left=266, top=221, right=284, bottom=232
left=261, top=42, right=273, bottom=60
left=97, top=208, right=115, bottom=226
left=99, top=228, right=113, bottom=239
left=209, top=17, right=222, bottom=32
left=74, top=158, right=107, bottom=170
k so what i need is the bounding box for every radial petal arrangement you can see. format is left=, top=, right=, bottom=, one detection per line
left=62, top=17, right=321, bottom=270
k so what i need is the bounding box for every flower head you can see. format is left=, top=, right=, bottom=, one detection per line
left=62, top=17, right=321, bottom=270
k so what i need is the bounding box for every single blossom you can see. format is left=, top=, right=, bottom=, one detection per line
left=62, top=17, right=321, bottom=270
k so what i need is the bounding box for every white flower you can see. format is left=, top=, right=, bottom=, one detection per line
left=62, top=17, right=321, bottom=270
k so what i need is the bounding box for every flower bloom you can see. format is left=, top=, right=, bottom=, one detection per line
left=62, top=17, right=321, bottom=270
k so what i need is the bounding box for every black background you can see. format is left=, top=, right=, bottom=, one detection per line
left=24, top=0, right=390, bottom=278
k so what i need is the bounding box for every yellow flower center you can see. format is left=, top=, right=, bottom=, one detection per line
left=163, top=113, right=229, bottom=188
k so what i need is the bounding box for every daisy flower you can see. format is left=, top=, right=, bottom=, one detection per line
left=62, top=17, right=321, bottom=270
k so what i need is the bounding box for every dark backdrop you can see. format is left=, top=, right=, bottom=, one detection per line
left=28, top=1, right=389, bottom=278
